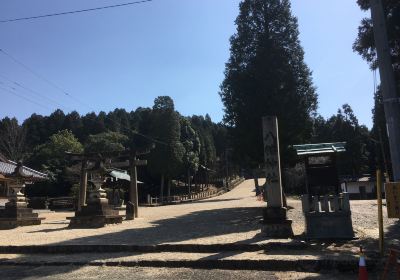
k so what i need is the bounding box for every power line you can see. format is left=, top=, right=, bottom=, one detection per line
left=0, top=0, right=153, bottom=23
left=0, top=85, right=51, bottom=110
left=0, top=49, right=167, bottom=146
left=0, top=73, right=74, bottom=112
left=0, top=48, right=72, bottom=97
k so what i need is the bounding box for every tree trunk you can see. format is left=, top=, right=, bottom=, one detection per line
left=205, top=171, right=208, bottom=189
left=167, top=179, right=171, bottom=197
left=194, top=171, right=198, bottom=192
left=187, top=169, right=191, bottom=198
left=160, top=174, right=165, bottom=203
left=254, top=176, right=259, bottom=188
left=253, top=170, right=261, bottom=198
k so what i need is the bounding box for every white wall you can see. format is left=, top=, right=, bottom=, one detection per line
left=341, top=181, right=375, bottom=194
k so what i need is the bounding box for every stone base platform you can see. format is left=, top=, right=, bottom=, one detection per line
left=0, top=204, right=45, bottom=230
left=262, top=207, right=294, bottom=238
left=261, top=220, right=293, bottom=238
left=68, top=215, right=123, bottom=228
left=304, top=211, right=355, bottom=240
left=68, top=203, right=123, bottom=228
left=0, top=217, right=44, bottom=230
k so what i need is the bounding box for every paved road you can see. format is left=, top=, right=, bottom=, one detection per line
left=1, top=266, right=362, bottom=280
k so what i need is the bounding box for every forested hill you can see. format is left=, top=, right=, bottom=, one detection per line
left=0, top=94, right=392, bottom=196
left=0, top=96, right=231, bottom=196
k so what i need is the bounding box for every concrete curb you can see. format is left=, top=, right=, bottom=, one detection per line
left=0, top=258, right=375, bottom=272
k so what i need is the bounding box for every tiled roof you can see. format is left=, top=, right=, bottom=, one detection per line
left=0, top=161, right=47, bottom=180
left=108, top=169, right=143, bottom=184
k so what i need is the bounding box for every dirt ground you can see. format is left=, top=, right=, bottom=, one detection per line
left=0, top=266, right=369, bottom=280
left=1, top=179, right=398, bottom=253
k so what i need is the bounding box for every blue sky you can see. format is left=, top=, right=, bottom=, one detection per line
left=0, top=0, right=374, bottom=127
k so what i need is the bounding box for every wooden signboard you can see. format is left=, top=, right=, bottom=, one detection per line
left=385, top=182, right=400, bottom=218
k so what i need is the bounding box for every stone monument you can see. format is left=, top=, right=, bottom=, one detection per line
left=261, top=116, right=293, bottom=238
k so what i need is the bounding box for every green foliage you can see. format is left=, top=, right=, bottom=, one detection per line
left=153, top=96, right=175, bottom=111
left=180, top=117, right=201, bottom=173
left=3, top=96, right=233, bottom=197
left=26, top=130, right=83, bottom=197
left=84, top=131, right=128, bottom=153
left=312, top=104, right=371, bottom=176
left=220, top=0, right=317, bottom=168
left=354, top=0, right=400, bottom=77
left=147, top=97, right=185, bottom=180
left=0, top=117, right=26, bottom=161
left=30, top=130, right=83, bottom=179
left=22, top=113, right=47, bottom=150
left=353, top=0, right=399, bottom=178
left=190, top=115, right=217, bottom=168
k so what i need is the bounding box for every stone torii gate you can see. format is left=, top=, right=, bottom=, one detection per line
left=66, top=147, right=152, bottom=220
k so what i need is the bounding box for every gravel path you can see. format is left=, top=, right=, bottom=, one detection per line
left=0, top=179, right=270, bottom=246
left=0, top=179, right=398, bottom=252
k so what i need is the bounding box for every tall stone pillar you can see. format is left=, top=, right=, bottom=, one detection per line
left=261, top=116, right=293, bottom=238
left=78, top=160, right=88, bottom=211
left=128, top=158, right=138, bottom=219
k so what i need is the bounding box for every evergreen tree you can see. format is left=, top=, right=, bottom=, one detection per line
left=0, top=117, right=26, bottom=161
left=63, top=111, right=84, bottom=141
left=46, top=109, right=66, bottom=137
left=180, top=117, right=201, bottom=195
left=147, top=97, right=184, bottom=200
left=22, top=113, right=47, bottom=149
left=312, top=105, right=371, bottom=176
left=353, top=0, right=400, bottom=91
left=220, top=0, right=317, bottom=170
left=84, top=131, right=128, bottom=153
left=354, top=0, right=399, bottom=178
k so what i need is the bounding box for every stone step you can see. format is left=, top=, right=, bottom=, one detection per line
left=0, top=242, right=312, bottom=254
left=0, top=251, right=376, bottom=273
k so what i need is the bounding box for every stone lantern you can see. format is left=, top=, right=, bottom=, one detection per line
left=68, top=159, right=123, bottom=228
left=0, top=162, right=45, bottom=229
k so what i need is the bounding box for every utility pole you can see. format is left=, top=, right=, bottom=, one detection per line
left=370, top=0, right=400, bottom=181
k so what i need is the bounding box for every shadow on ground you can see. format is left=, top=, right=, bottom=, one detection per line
left=4, top=206, right=266, bottom=279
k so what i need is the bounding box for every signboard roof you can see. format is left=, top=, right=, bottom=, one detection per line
left=293, top=142, right=346, bottom=156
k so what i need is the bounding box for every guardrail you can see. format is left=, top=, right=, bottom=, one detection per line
left=146, top=177, right=245, bottom=206
left=146, top=190, right=220, bottom=206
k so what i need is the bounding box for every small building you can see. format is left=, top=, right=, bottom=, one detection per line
left=340, top=175, right=377, bottom=199
left=293, top=142, right=346, bottom=196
